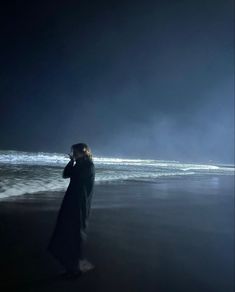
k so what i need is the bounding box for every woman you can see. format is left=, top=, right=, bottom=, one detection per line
left=48, top=143, right=95, bottom=278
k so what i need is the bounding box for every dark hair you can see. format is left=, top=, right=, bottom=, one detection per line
left=71, top=143, right=93, bottom=160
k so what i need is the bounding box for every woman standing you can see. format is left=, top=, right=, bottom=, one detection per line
left=48, top=143, right=95, bottom=278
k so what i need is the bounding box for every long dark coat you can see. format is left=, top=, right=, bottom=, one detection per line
left=48, top=156, right=95, bottom=272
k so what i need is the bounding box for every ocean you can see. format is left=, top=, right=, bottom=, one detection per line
left=0, top=150, right=234, bottom=199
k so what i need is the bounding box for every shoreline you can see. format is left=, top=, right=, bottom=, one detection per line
left=0, top=173, right=233, bottom=202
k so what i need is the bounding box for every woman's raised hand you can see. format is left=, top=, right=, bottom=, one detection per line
left=68, top=153, right=74, bottom=161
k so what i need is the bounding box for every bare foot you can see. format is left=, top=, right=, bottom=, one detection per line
left=79, top=259, right=95, bottom=273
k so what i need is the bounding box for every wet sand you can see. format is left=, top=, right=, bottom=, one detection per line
left=0, top=175, right=234, bottom=292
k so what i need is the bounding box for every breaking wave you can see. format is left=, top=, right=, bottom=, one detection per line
left=0, top=150, right=234, bottom=199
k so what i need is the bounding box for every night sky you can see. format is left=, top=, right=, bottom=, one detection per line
left=0, top=0, right=234, bottom=163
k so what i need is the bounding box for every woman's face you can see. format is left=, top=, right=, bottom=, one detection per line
left=73, top=149, right=84, bottom=159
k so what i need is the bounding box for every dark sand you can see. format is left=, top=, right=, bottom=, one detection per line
left=0, top=175, right=234, bottom=292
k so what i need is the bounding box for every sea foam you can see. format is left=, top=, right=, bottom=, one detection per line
left=0, top=150, right=234, bottom=199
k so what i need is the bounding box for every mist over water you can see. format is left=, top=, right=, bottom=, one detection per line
left=80, top=79, right=234, bottom=164
left=0, top=150, right=234, bottom=199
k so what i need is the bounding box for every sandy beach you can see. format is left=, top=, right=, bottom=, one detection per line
left=0, top=175, right=234, bottom=292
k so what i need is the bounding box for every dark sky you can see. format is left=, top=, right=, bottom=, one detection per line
left=0, top=0, right=234, bottom=163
